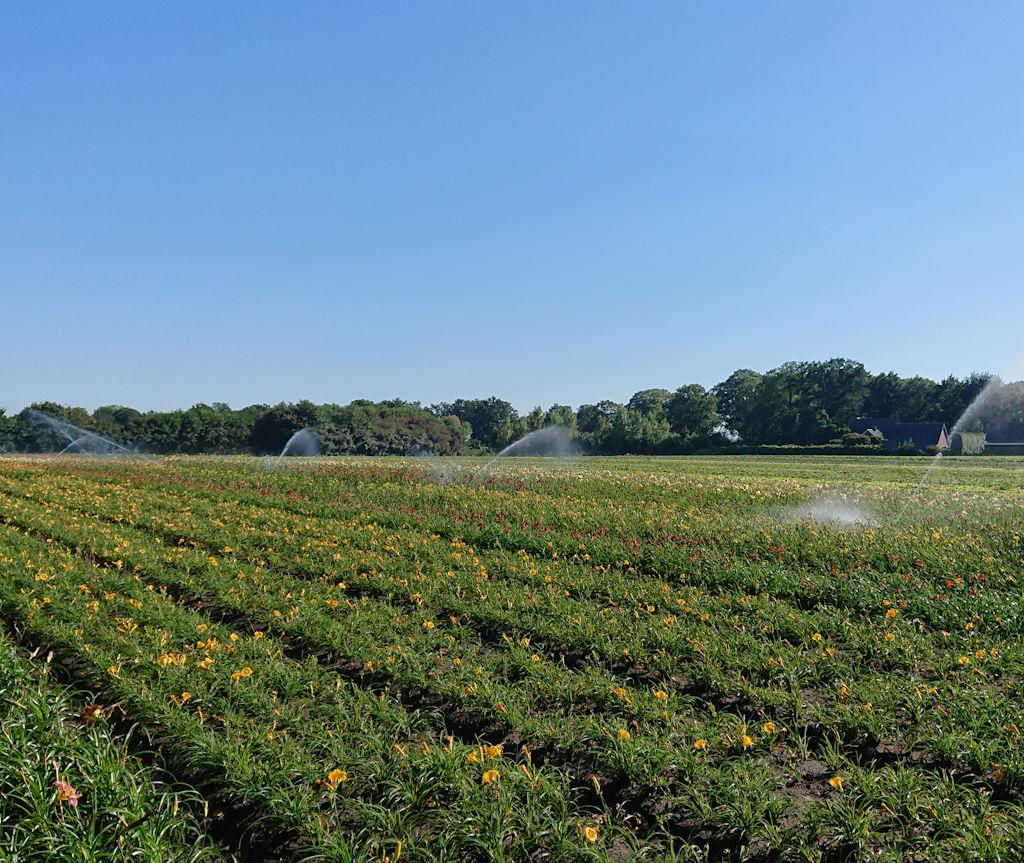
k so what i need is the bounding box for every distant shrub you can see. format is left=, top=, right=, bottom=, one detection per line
left=695, top=444, right=886, bottom=456
left=841, top=432, right=876, bottom=448
left=897, top=439, right=922, bottom=456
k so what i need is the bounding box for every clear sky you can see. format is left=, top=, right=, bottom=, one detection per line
left=2, top=2, right=1022, bottom=414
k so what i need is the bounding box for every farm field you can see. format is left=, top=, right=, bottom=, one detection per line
left=0, top=455, right=1022, bottom=862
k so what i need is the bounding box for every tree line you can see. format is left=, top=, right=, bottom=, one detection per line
left=2, top=358, right=1021, bottom=456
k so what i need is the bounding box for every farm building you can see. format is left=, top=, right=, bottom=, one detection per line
left=982, top=423, right=1024, bottom=455
left=984, top=442, right=1024, bottom=455
left=850, top=417, right=950, bottom=453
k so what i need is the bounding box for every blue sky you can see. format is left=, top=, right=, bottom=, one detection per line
left=2, top=2, right=1022, bottom=414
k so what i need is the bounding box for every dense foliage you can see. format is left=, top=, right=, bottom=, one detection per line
left=3, top=359, right=1021, bottom=454
left=0, top=625, right=223, bottom=862
left=0, top=455, right=1021, bottom=860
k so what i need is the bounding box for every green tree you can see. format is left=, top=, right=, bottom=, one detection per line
left=932, top=373, right=992, bottom=427
left=627, top=389, right=672, bottom=419
left=431, top=397, right=520, bottom=451
left=92, top=406, right=143, bottom=442
left=809, top=358, right=870, bottom=428
left=250, top=401, right=322, bottom=454
left=576, top=401, right=623, bottom=452
left=712, top=370, right=762, bottom=440
left=524, top=406, right=546, bottom=432
left=544, top=404, right=577, bottom=430
left=863, top=372, right=903, bottom=418
left=0, top=409, right=13, bottom=451
left=897, top=376, right=939, bottom=421
left=618, top=408, right=671, bottom=453
left=666, top=385, right=718, bottom=438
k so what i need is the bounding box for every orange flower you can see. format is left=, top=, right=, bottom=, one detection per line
left=231, top=666, right=253, bottom=681
left=761, top=721, right=777, bottom=734
left=654, top=690, right=668, bottom=701
left=693, top=738, right=708, bottom=751
left=325, top=768, right=348, bottom=789
left=481, top=769, right=499, bottom=784
left=617, top=728, right=631, bottom=740
left=81, top=704, right=104, bottom=725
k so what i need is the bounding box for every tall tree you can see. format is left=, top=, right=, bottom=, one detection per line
left=863, top=372, right=901, bottom=418
left=432, top=397, right=520, bottom=451
left=627, top=389, right=672, bottom=418
left=666, top=385, right=718, bottom=438
left=712, top=370, right=762, bottom=440
left=544, top=404, right=577, bottom=429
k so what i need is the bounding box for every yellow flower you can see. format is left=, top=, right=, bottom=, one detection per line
left=466, top=750, right=480, bottom=765
left=762, top=721, right=777, bottom=734
left=582, top=825, right=598, bottom=843
left=958, top=656, right=971, bottom=666
left=885, top=608, right=898, bottom=619
left=693, top=738, right=708, bottom=751
left=741, top=734, right=754, bottom=749
left=481, top=769, right=499, bottom=784
left=422, top=620, right=435, bottom=629
left=253, top=631, right=264, bottom=639
left=485, top=744, right=503, bottom=759
left=829, top=775, right=844, bottom=790
left=325, top=768, right=348, bottom=789
left=231, top=666, right=253, bottom=681
left=180, top=691, right=192, bottom=703
left=654, top=690, right=668, bottom=701
left=617, top=728, right=631, bottom=740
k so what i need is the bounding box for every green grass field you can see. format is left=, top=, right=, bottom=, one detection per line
left=0, top=455, right=1021, bottom=862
